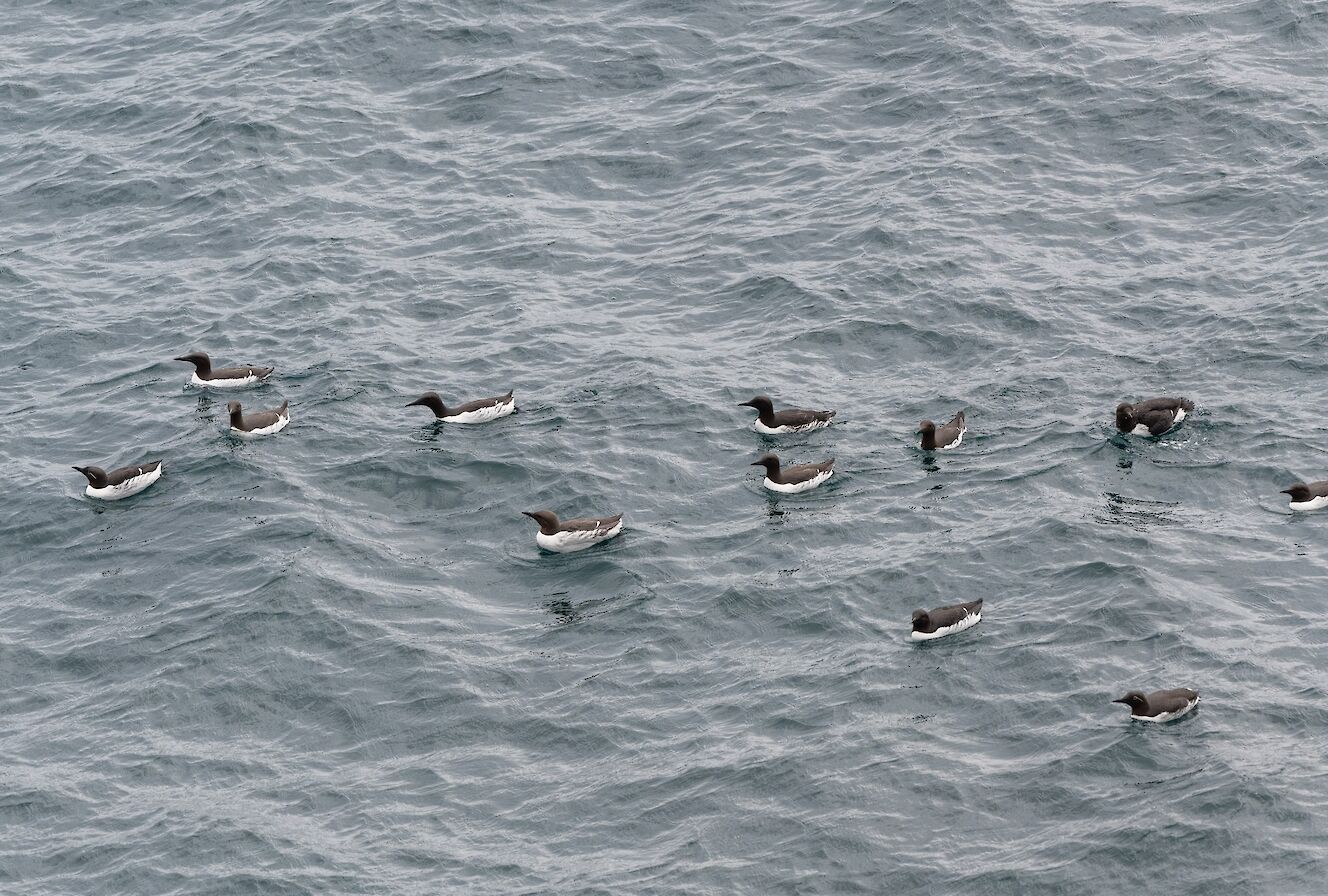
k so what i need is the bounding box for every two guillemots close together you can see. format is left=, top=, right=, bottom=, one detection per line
left=175, top=351, right=292, bottom=436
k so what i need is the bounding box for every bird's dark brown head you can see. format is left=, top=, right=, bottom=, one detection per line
left=750, top=453, right=780, bottom=472
left=174, top=351, right=211, bottom=372
left=72, top=465, right=108, bottom=488
left=1115, top=403, right=1136, bottom=431
left=1282, top=484, right=1312, bottom=503
left=911, top=610, right=930, bottom=631
left=918, top=420, right=938, bottom=450
left=406, top=392, right=446, bottom=416
left=1112, top=691, right=1148, bottom=711
left=739, top=395, right=775, bottom=423
left=522, top=510, right=560, bottom=534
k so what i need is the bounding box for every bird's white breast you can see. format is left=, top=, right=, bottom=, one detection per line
left=763, top=469, right=832, bottom=493
left=910, top=610, right=981, bottom=641
left=192, top=372, right=258, bottom=388
left=85, top=465, right=162, bottom=500
left=1131, top=696, right=1200, bottom=722
left=233, top=412, right=290, bottom=438
left=535, top=520, right=623, bottom=553
left=444, top=397, right=515, bottom=424
left=1131, top=423, right=1153, bottom=436
left=754, top=419, right=829, bottom=434
left=1289, top=495, right=1328, bottom=512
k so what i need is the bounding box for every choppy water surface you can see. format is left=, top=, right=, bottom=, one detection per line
left=4, top=0, right=1328, bottom=892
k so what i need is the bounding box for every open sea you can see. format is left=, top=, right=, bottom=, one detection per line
left=4, top=0, right=1328, bottom=892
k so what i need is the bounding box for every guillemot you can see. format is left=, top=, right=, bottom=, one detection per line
left=406, top=390, right=516, bottom=424
left=522, top=510, right=623, bottom=553
left=1112, top=688, right=1200, bottom=722
left=751, top=453, right=834, bottom=493
left=738, top=396, right=835, bottom=434
left=920, top=410, right=966, bottom=450
left=1281, top=481, right=1328, bottom=511
left=228, top=400, right=290, bottom=437
left=175, top=351, right=273, bottom=388
left=1115, top=397, right=1194, bottom=436
left=73, top=460, right=162, bottom=500
left=911, top=599, right=983, bottom=641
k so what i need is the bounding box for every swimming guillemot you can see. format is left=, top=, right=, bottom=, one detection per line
left=406, top=390, right=516, bottom=424
left=1281, top=481, right=1328, bottom=511
left=73, top=460, right=162, bottom=500
left=228, top=399, right=290, bottom=437
left=522, top=510, right=623, bottom=553
left=751, top=453, right=834, bottom=493
left=1115, top=397, right=1194, bottom=436
left=175, top=351, right=273, bottom=388
left=911, top=599, right=982, bottom=641
left=738, top=396, right=835, bottom=434
left=920, top=410, right=966, bottom=450
left=1112, top=688, right=1200, bottom=722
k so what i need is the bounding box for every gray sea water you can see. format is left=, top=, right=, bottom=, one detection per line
left=4, top=0, right=1328, bottom=892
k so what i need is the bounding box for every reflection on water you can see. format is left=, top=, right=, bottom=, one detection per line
left=1095, top=492, right=1178, bottom=530
left=918, top=450, right=940, bottom=473
left=544, top=595, right=583, bottom=625
left=414, top=421, right=447, bottom=447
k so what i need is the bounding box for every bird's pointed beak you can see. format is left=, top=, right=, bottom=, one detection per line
left=1111, top=697, right=1129, bottom=704
left=173, top=355, right=189, bottom=362
left=71, top=466, right=85, bottom=474
left=405, top=396, right=425, bottom=408
left=521, top=511, right=537, bottom=519
left=1280, top=488, right=1295, bottom=495
left=737, top=400, right=754, bottom=408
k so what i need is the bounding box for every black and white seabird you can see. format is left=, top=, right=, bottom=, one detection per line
left=406, top=390, right=516, bottom=424
left=522, top=510, right=623, bottom=553
left=920, top=410, right=966, bottom=451
left=73, top=460, right=162, bottom=500
left=751, top=453, right=834, bottom=493
left=738, top=396, right=835, bottom=434
left=1112, top=688, right=1200, bottom=722
left=175, top=351, right=273, bottom=388
left=911, top=599, right=982, bottom=641
left=1281, top=481, right=1328, bottom=512
left=228, top=399, right=290, bottom=437
left=1115, top=397, right=1194, bottom=436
